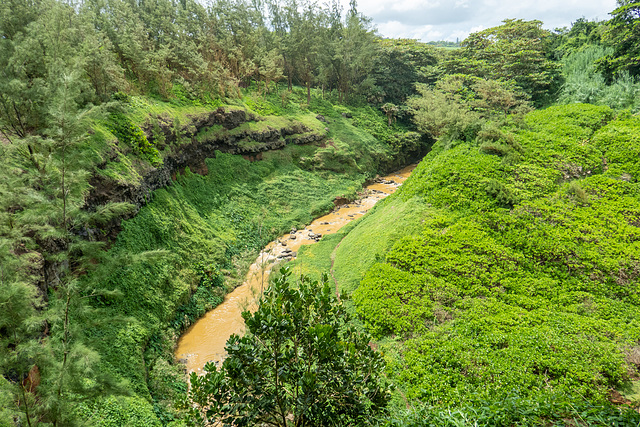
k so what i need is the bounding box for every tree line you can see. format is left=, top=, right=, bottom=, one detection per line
left=0, top=0, right=383, bottom=140
left=3, top=0, right=640, bottom=143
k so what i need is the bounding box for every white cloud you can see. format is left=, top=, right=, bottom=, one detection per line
left=390, top=0, right=441, bottom=13
left=376, top=20, right=416, bottom=38
left=377, top=21, right=444, bottom=41
left=345, top=0, right=617, bottom=41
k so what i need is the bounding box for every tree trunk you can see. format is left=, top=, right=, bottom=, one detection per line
left=20, top=383, right=33, bottom=427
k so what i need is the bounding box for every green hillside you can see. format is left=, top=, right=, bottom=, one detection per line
left=4, top=0, right=640, bottom=424
left=291, top=105, right=640, bottom=424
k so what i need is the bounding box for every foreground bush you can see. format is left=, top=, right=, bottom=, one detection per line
left=183, top=268, right=390, bottom=426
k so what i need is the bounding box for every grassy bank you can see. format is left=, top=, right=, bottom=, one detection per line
left=73, top=88, right=426, bottom=425
left=291, top=104, right=640, bottom=424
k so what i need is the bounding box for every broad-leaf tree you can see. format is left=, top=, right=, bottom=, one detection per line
left=453, top=19, right=563, bottom=106
left=408, top=74, right=531, bottom=141
left=184, top=268, right=390, bottom=426
left=371, top=39, right=438, bottom=105
left=598, top=0, right=640, bottom=81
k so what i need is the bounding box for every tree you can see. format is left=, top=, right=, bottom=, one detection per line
left=408, top=74, right=531, bottom=141
left=288, top=0, right=322, bottom=105
left=597, top=0, right=640, bottom=81
left=454, top=19, right=563, bottom=106
left=183, top=267, right=390, bottom=426
left=371, top=39, right=438, bottom=105
left=257, top=48, right=284, bottom=95
left=0, top=67, right=134, bottom=425
left=550, top=17, right=605, bottom=60
left=0, top=0, right=51, bottom=140
left=332, top=11, right=378, bottom=103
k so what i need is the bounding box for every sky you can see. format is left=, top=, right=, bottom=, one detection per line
left=343, top=0, right=618, bottom=42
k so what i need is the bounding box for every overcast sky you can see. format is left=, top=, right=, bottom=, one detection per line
left=343, top=0, right=618, bottom=42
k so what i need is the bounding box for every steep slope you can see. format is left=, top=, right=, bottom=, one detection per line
left=291, top=104, right=640, bottom=423
left=67, top=91, right=428, bottom=424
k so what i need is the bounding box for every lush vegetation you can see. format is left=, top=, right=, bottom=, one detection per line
left=0, top=0, right=431, bottom=422
left=4, top=0, right=640, bottom=425
left=288, top=4, right=640, bottom=425
left=183, top=268, right=390, bottom=426
left=0, top=83, right=422, bottom=423
left=293, top=105, right=640, bottom=427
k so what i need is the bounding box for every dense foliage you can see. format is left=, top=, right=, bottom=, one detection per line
left=288, top=11, right=640, bottom=421
left=292, top=105, right=640, bottom=423
left=184, top=268, right=389, bottom=426
left=450, top=19, right=563, bottom=106
left=408, top=74, right=531, bottom=143
left=0, top=0, right=384, bottom=117
left=3, top=0, right=640, bottom=424
left=370, top=39, right=439, bottom=105
left=597, top=0, right=640, bottom=80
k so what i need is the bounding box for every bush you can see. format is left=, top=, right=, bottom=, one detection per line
left=183, top=268, right=391, bottom=426
left=107, top=111, right=162, bottom=166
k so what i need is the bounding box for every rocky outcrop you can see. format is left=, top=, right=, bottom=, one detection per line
left=285, top=132, right=324, bottom=146
left=84, top=107, right=325, bottom=226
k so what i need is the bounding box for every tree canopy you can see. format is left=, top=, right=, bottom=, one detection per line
left=184, top=268, right=390, bottom=426
left=598, top=0, right=640, bottom=80
left=454, top=19, right=563, bottom=105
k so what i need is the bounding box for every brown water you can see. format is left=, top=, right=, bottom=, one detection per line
left=175, top=164, right=416, bottom=372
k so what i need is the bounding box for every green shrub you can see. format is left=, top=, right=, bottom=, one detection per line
left=76, top=396, right=161, bottom=427
left=244, top=94, right=281, bottom=116
left=303, top=104, right=640, bottom=418
left=385, top=392, right=640, bottom=426
left=592, top=114, right=640, bottom=181
left=107, top=111, right=162, bottom=166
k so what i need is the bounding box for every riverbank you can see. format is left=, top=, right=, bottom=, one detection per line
left=175, top=164, right=416, bottom=372
left=65, top=87, right=429, bottom=423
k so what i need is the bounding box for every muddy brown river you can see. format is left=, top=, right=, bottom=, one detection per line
left=175, top=164, right=416, bottom=372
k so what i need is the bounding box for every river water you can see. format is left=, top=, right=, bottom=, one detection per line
left=174, top=164, right=416, bottom=372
